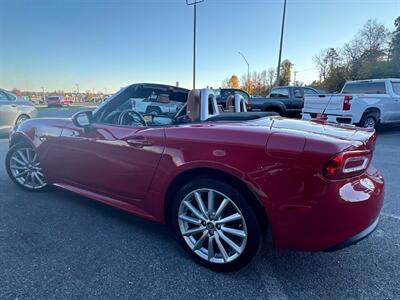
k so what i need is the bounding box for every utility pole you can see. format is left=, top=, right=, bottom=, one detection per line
left=238, top=51, right=250, bottom=93
left=186, top=0, right=204, bottom=90
left=293, top=67, right=314, bottom=84
left=275, top=0, right=287, bottom=87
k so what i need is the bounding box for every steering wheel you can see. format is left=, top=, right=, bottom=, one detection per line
left=117, top=110, right=147, bottom=127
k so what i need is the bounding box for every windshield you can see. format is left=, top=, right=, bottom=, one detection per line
left=98, top=85, right=188, bottom=127
left=392, top=82, right=400, bottom=96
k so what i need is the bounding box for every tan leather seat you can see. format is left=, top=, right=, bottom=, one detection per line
left=186, top=89, right=201, bottom=122
left=226, top=95, right=234, bottom=108
left=225, top=95, right=235, bottom=112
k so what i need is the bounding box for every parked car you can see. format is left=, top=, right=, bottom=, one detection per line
left=0, top=88, right=38, bottom=135
left=250, top=86, right=320, bottom=117
left=46, top=96, right=67, bottom=107
left=214, top=88, right=251, bottom=111
left=6, top=83, right=384, bottom=271
left=302, top=79, right=400, bottom=128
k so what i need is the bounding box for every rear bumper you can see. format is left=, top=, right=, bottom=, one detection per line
left=324, top=215, right=379, bottom=251
left=258, top=166, right=384, bottom=252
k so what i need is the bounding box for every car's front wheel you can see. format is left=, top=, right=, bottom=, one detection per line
left=6, top=142, right=47, bottom=191
left=172, top=178, right=263, bottom=271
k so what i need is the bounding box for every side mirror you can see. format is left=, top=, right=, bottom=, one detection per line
left=72, top=110, right=93, bottom=129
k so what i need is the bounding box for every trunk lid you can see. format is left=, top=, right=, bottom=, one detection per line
left=268, top=118, right=376, bottom=151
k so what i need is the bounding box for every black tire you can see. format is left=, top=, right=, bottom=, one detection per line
left=15, top=115, right=30, bottom=126
left=5, top=142, right=48, bottom=192
left=359, top=114, right=378, bottom=129
left=146, top=106, right=162, bottom=116
left=172, top=177, right=263, bottom=272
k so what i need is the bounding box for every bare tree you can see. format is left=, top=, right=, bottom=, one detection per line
left=359, top=19, right=389, bottom=61
left=314, top=48, right=340, bottom=81
left=266, top=68, right=275, bottom=93
left=221, top=78, right=230, bottom=88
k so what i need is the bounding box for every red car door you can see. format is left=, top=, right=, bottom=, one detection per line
left=56, top=122, right=165, bottom=202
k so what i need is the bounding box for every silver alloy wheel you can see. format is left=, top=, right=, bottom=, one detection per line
left=16, top=115, right=28, bottom=126
left=363, top=117, right=376, bottom=128
left=9, top=147, right=46, bottom=189
left=178, top=188, right=248, bottom=264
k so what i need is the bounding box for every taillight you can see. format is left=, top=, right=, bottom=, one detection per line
left=342, top=95, right=352, bottom=111
left=323, top=150, right=371, bottom=179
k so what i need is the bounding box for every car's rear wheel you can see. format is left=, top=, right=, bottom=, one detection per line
left=172, top=178, right=262, bottom=271
left=6, top=142, right=47, bottom=191
left=360, top=114, right=378, bottom=129
left=15, top=115, right=30, bottom=126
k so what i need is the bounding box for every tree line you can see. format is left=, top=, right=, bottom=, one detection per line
left=222, top=16, right=400, bottom=95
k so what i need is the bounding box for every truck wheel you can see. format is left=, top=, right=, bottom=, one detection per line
left=360, top=114, right=378, bottom=129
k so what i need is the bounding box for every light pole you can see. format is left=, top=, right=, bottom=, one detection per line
left=186, top=0, right=204, bottom=90
left=41, top=87, right=45, bottom=102
left=75, top=83, right=80, bottom=102
left=238, top=51, right=250, bottom=93
left=275, top=0, right=287, bottom=86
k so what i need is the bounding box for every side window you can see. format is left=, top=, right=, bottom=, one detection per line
left=214, top=89, right=221, bottom=100
left=392, top=82, right=400, bottom=96
left=303, top=88, right=318, bottom=95
left=6, top=92, right=17, bottom=100
left=270, top=88, right=289, bottom=98
left=342, top=82, right=387, bottom=94
left=293, top=88, right=303, bottom=98
left=222, top=90, right=234, bottom=100
left=0, top=91, right=9, bottom=100
left=236, top=91, right=249, bottom=100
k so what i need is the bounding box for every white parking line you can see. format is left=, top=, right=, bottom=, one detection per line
left=381, top=212, right=400, bottom=221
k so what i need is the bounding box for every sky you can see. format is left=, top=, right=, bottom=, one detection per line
left=0, top=0, right=399, bottom=93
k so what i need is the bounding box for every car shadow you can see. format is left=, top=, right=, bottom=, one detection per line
left=48, top=186, right=175, bottom=239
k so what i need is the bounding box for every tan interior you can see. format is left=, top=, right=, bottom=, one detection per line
left=186, top=89, right=201, bottom=122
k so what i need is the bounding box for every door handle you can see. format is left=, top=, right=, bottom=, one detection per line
left=126, top=136, right=153, bottom=147
left=11, top=104, right=17, bottom=107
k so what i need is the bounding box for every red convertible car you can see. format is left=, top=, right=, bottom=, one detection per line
left=6, top=83, right=384, bottom=271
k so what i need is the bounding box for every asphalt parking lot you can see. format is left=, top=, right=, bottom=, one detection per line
left=0, top=107, right=399, bottom=299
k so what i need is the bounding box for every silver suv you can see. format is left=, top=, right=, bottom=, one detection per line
left=0, top=89, right=38, bottom=135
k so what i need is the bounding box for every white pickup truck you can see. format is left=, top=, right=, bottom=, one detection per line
left=302, top=79, right=400, bottom=128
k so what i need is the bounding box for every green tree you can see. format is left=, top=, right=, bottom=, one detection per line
left=389, top=16, right=400, bottom=71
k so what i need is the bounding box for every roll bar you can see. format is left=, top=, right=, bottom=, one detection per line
left=196, top=88, right=247, bottom=121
